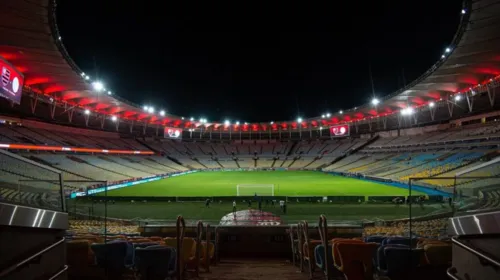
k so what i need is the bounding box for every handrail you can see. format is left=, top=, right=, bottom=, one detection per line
left=195, top=220, right=204, bottom=277
left=214, top=226, right=219, bottom=266
left=0, top=237, right=66, bottom=278
left=176, top=216, right=186, bottom=280
left=447, top=267, right=463, bottom=280
left=318, top=215, right=330, bottom=280
left=205, top=223, right=211, bottom=272
left=48, top=265, right=68, bottom=280
left=301, top=220, right=314, bottom=280
left=297, top=222, right=304, bottom=272
left=451, top=236, right=500, bottom=267
left=289, top=225, right=297, bottom=267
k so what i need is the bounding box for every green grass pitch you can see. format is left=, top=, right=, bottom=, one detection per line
left=102, top=170, right=423, bottom=197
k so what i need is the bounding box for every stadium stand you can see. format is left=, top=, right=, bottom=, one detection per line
left=2, top=0, right=500, bottom=279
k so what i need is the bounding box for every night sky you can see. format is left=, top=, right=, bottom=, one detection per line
left=56, top=1, right=463, bottom=123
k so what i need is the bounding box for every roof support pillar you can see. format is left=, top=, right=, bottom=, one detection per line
left=368, top=120, right=372, bottom=132
left=115, top=120, right=120, bottom=131
left=465, top=92, right=474, bottom=112
left=412, top=112, right=418, bottom=126
left=49, top=102, right=56, bottom=119
left=229, top=127, right=232, bottom=140
left=129, top=121, right=134, bottom=133
left=84, top=112, right=90, bottom=127
left=268, top=128, right=271, bottom=139
left=429, top=105, right=436, bottom=121
left=239, top=129, right=242, bottom=140
left=487, top=86, right=496, bottom=107
left=278, top=127, right=281, bottom=140
left=354, top=122, right=359, bottom=134
left=30, top=94, right=38, bottom=114
left=397, top=114, right=403, bottom=128
left=142, top=121, right=147, bottom=135
left=382, top=116, right=387, bottom=130
left=100, top=115, right=105, bottom=129
left=67, top=108, right=74, bottom=123
left=200, top=127, right=203, bottom=139
left=446, top=98, right=454, bottom=117
left=155, top=124, right=159, bottom=137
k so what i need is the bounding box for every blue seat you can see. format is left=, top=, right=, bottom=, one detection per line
left=376, top=244, right=408, bottom=271
left=314, top=244, right=332, bottom=271
left=365, top=235, right=386, bottom=244
left=90, top=241, right=130, bottom=273
left=135, top=245, right=176, bottom=279
left=380, top=247, right=424, bottom=280
left=382, top=236, right=417, bottom=247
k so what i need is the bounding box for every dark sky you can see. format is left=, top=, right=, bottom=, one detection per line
left=56, top=1, right=463, bottom=123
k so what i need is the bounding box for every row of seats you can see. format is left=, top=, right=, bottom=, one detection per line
left=67, top=217, right=215, bottom=280
left=369, top=122, right=500, bottom=148
left=364, top=218, right=448, bottom=239
left=292, top=217, right=451, bottom=280
left=0, top=124, right=146, bottom=150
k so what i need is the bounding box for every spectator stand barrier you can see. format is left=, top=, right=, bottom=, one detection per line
left=408, top=174, right=500, bottom=239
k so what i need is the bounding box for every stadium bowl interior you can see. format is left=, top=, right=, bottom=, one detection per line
left=0, top=0, right=500, bottom=279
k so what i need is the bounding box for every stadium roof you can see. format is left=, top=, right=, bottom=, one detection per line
left=0, top=0, right=500, bottom=132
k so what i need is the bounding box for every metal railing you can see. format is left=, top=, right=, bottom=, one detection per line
left=0, top=237, right=66, bottom=278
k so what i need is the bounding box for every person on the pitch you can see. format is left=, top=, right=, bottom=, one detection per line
left=233, top=200, right=237, bottom=213
left=205, top=199, right=211, bottom=208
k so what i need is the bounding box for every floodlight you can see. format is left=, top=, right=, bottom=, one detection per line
left=455, top=95, right=461, bottom=101
left=160, top=110, right=165, bottom=116
left=84, top=109, right=90, bottom=115
left=461, top=9, right=466, bottom=14
left=224, top=120, right=230, bottom=125
left=107, top=91, right=112, bottom=95
left=181, top=117, right=185, bottom=120
left=92, top=81, right=104, bottom=92
left=190, top=117, right=194, bottom=121
left=148, top=107, right=154, bottom=113
left=339, top=110, right=343, bottom=114
left=236, top=121, right=240, bottom=125
left=81, top=72, right=85, bottom=77
left=143, top=106, right=148, bottom=111
left=321, top=114, right=325, bottom=118
left=111, top=115, right=118, bottom=122
left=445, top=47, right=451, bottom=53
left=371, top=98, right=380, bottom=105
left=270, top=121, right=274, bottom=124
left=297, top=117, right=303, bottom=123
left=326, top=113, right=331, bottom=117
left=429, top=102, right=435, bottom=108
left=85, top=75, right=90, bottom=80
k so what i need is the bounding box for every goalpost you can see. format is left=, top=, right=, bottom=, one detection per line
left=236, top=184, right=275, bottom=196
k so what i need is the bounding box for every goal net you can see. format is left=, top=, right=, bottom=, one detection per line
left=236, top=184, right=275, bottom=196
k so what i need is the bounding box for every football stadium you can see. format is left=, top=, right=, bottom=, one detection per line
left=1, top=0, right=500, bottom=279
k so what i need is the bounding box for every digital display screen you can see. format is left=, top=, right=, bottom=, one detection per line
left=330, top=124, right=350, bottom=137
left=0, top=57, right=24, bottom=105
left=164, top=127, right=183, bottom=139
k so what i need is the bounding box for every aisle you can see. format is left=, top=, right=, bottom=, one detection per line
left=200, top=259, right=321, bottom=280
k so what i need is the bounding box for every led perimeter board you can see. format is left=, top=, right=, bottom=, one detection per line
left=0, top=56, right=24, bottom=105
